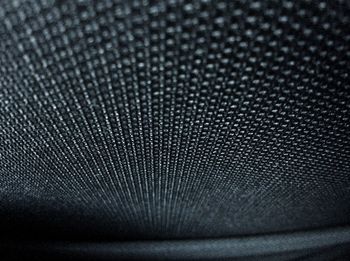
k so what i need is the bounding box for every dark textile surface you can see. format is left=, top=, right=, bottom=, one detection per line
left=4, top=226, right=350, bottom=260
left=0, top=0, right=350, bottom=246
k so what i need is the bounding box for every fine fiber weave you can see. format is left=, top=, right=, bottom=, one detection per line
left=0, top=0, right=350, bottom=243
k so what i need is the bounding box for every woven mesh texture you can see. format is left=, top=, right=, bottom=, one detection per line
left=0, top=0, right=350, bottom=240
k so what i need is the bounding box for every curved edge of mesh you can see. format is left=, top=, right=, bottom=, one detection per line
left=3, top=225, right=350, bottom=260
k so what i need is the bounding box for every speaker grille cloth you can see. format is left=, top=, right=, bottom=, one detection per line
left=0, top=0, right=349, bottom=240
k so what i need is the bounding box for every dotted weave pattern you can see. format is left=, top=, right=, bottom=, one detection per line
left=0, top=0, right=350, bottom=240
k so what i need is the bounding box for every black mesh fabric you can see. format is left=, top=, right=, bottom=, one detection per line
left=0, top=0, right=350, bottom=244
